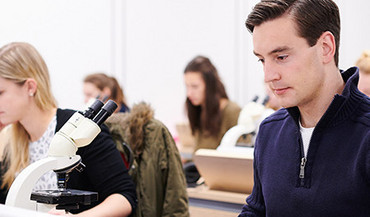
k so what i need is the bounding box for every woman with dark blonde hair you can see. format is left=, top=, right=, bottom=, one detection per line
left=0, top=42, right=136, bottom=216
left=355, top=50, right=370, bottom=96
left=83, top=73, right=130, bottom=113
left=183, top=55, right=241, bottom=152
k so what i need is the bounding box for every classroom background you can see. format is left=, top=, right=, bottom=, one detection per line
left=1, top=0, right=369, bottom=135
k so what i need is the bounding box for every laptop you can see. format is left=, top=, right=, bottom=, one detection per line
left=193, top=148, right=254, bottom=194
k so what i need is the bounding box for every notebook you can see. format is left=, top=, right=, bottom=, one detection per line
left=193, top=148, right=254, bottom=194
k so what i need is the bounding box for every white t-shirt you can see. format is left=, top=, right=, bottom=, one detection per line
left=299, top=121, right=314, bottom=157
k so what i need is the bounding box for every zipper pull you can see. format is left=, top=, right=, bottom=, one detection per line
left=299, top=157, right=307, bottom=179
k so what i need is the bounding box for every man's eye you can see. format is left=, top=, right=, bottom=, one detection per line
left=258, top=58, right=265, bottom=63
left=277, top=55, right=288, bottom=61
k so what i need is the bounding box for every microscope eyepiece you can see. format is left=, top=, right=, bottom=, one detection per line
left=83, top=99, right=104, bottom=119
left=262, top=95, right=270, bottom=106
left=92, top=100, right=118, bottom=125
left=252, top=95, right=259, bottom=102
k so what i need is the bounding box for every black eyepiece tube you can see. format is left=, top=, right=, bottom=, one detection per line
left=92, top=100, right=118, bottom=125
left=252, top=95, right=259, bottom=102
left=83, top=99, right=104, bottom=119
left=262, top=95, right=270, bottom=106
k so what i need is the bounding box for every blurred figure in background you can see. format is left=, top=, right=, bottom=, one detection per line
left=183, top=55, right=241, bottom=152
left=83, top=73, right=130, bottom=112
left=355, top=50, right=370, bottom=96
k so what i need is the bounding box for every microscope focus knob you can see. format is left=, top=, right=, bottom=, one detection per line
left=75, top=162, right=86, bottom=173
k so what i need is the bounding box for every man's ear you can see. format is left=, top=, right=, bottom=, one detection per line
left=320, top=31, right=336, bottom=64
left=25, top=78, right=37, bottom=96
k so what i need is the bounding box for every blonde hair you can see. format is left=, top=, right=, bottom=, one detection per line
left=355, top=50, right=370, bottom=75
left=0, top=42, right=57, bottom=189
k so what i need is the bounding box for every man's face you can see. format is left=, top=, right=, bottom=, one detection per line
left=253, top=15, right=325, bottom=109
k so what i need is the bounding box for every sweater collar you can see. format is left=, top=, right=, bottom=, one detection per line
left=287, top=67, right=364, bottom=128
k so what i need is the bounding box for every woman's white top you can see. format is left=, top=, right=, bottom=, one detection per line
left=28, top=116, right=57, bottom=191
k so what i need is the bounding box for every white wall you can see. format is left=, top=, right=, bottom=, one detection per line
left=0, top=0, right=369, bottom=135
left=123, top=0, right=253, bottom=134
left=0, top=0, right=114, bottom=110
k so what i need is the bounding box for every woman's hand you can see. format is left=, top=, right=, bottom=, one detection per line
left=48, top=208, right=75, bottom=216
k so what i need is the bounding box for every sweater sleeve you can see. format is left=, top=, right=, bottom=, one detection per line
left=69, top=124, right=137, bottom=213
left=366, top=131, right=370, bottom=185
left=238, top=135, right=266, bottom=217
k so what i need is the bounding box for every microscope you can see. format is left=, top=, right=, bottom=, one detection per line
left=217, top=96, right=275, bottom=153
left=5, top=99, right=117, bottom=213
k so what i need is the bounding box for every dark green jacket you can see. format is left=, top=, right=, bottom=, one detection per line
left=105, top=103, right=189, bottom=217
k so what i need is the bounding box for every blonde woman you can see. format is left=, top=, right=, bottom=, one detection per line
left=0, top=42, right=136, bottom=216
left=355, top=50, right=370, bottom=96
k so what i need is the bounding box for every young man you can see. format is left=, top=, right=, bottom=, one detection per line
left=239, top=0, right=370, bottom=216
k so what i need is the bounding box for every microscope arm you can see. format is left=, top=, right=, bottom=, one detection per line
left=5, top=156, right=81, bottom=210
left=218, top=125, right=251, bottom=151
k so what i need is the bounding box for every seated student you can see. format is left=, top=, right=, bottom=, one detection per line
left=83, top=73, right=130, bottom=113
left=239, top=0, right=370, bottom=216
left=183, top=55, right=241, bottom=152
left=355, top=50, right=370, bottom=96
left=0, top=42, right=136, bottom=216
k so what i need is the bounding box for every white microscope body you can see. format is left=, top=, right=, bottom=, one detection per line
left=5, top=99, right=117, bottom=212
left=217, top=96, right=275, bottom=153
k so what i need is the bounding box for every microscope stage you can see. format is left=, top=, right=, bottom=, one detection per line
left=31, top=189, right=98, bottom=206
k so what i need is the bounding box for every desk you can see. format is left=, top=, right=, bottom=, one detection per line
left=187, top=185, right=248, bottom=216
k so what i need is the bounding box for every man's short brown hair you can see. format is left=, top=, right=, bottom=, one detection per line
left=246, top=0, right=340, bottom=66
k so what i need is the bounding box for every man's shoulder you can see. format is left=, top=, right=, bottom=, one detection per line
left=261, top=108, right=290, bottom=125
left=354, top=96, right=370, bottom=127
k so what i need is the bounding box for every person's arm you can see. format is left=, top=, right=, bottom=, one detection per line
left=49, top=194, right=131, bottom=217
left=238, top=182, right=265, bottom=217
left=238, top=135, right=266, bottom=217
left=77, top=193, right=131, bottom=217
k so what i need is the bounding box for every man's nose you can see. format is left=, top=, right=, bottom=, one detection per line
left=264, top=61, right=280, bottom=83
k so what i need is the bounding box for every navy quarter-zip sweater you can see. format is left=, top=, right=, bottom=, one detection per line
left=239, top=67, right=370, bottom=217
